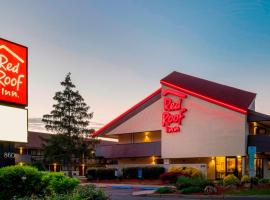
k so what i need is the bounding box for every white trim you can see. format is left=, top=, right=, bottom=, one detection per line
left=0, top=45, right=24, bottom=63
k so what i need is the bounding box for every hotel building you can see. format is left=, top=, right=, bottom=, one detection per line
left=94, top=71, right=270, bottom=180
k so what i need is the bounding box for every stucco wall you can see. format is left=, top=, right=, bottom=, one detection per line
left=107, top=98, right=162, bottom=135
left=161, top=86, right=247, bottom=158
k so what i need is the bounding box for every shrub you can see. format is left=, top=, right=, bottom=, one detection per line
left=30, top=161, right=46, bottom=171
left=240, top=175, right=250, bottom=184
left=176, top=176, right=214, bottom=191
left=160, top=172, right=183, bottom=183
left=41, top=172, right=79, bottom=195
left=155, top=187, right=174, bottom=194
left=175, top=176, right=193, bottom=189
left=122, top=166, right=165, bottom=179
left=181, top=186, right=202, bottom=194
left=168, top=166, right=203, bottom=178
left=223, top=174, right=240, bottom=186
left=250, top=176, right=259, bottom=185
left=0, top=165, right=44, bottom=199
left=142, top=166, right=165, bottom=179
left=86, top=168, right=116, bottom=180
left=204, top=185, right=217, bottom=194
left=259, top=178, right=269, bottom=184
left=122, top=167, right=138, bottom=179
left=74, top=184, right=109, bottom=200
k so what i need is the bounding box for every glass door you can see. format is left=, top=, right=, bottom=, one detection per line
left=226, top=157, right=238, bottom=177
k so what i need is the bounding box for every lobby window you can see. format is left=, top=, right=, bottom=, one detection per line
left=144, top=132, right=151, bottom=142
left=215, top=157, right=225, bottom=179
left=237, top=156, right=242, bottom=176
left=268, top=160, right=270, bottom=170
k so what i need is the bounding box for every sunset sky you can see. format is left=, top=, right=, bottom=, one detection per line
left=1, top=0, right=270, bottom=127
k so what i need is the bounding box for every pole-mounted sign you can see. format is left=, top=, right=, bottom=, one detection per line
left=0, top=38, right=28, bottom=106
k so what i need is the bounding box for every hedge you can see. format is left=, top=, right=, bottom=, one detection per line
left=123, top=166, right=165, bottom=179
left=86, top=168, right=116, bottom=180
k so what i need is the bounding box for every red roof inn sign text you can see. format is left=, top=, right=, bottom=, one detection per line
left=162, top=89, right=187, bottom=133
left=0, top=38, right=27, bottom=106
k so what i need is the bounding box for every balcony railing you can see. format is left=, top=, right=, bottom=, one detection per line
left=248, top=135, right=270, bottom=152
left=95, top=141, right=161, bottom=158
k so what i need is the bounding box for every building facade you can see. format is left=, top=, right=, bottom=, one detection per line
left=94, top=71, right=270, bottom=180
left=15, top=131, right=115, bottom=176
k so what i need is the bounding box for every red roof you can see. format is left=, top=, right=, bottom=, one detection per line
left=161, top=71, right=256, bottom=114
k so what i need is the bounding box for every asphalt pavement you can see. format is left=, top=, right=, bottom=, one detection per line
left=105, top=188, right=270, bottom=200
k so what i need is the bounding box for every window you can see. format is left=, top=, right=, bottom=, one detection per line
left=215, top=157, right=225, bottom=179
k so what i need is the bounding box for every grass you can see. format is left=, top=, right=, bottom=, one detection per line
left=225, top=188, right=270, bottom=196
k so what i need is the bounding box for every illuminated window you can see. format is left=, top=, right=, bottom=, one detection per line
left=216, top=157, right=225, bottom=179
left=237, top=156, right=242, bottom=176
left=144, top=132, right=151, bottom=142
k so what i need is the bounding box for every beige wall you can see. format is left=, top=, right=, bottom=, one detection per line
left=161, top=86, right=248, bottom=158
left=104, top=85, right=249, bottom=159
left=107, top=98, right=162, bottom=135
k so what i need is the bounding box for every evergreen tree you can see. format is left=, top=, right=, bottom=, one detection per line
left=42, top=73, right=96, bottom=175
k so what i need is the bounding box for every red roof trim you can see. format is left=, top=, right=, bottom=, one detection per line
left=93, top=88, right=162, bottom=137
left=161, top=80, right=247, bottom=115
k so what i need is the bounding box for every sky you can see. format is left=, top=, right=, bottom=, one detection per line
left=1, top=0, right=270, bottom=127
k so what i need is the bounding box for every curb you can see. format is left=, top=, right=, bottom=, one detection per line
left=136, top=193, right=270, bottom=199
left=111, top=185, right=160, bottom=190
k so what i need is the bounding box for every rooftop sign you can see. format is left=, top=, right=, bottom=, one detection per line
left=162, top=89, right=187, bottom=133
left=0, top=38, right=27, bottom=106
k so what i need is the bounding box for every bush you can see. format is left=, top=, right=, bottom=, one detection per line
left=223, top=174, right=240, bottom=186
left=0, top=165, right=44, bottom=199
left=175, top=176, right=193, bottom=189
left=86, top=168, right=116, bottom=180
left=160, top=172, right=183, bottom=183
left=251, top=176, right=259, bottom=185
left=142, top=166, right=165, bottom=179
left=122, top=167, right=138, bottom=179
left=259, top=178, right=269, bottom=184
left=168, top=166, right=203, bottom=178
left=30, top=161, right=46, bottom=171
left=122, top=166, right=165, bottom=179
left=181, top=186, right=202, bottom=194
left=74, top=184, right=109, bottom=200
left=42, top=172, right=79, bottom=195
left=204, top=185, right=217, bottom=194
left=20, top=185, right=109, bottom=200
left=176, top=176, right=214, bottom=191
left=155, top=187, right=174, bottom=194
left=241, top=175, right=250, bottom=184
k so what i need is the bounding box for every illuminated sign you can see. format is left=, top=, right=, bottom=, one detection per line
left=0, top=38, right=27, bottom=106
left=162, top=89, right=187, bottom=133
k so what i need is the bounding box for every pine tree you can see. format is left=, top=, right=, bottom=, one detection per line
left=42, top=73, right=96, bottom=175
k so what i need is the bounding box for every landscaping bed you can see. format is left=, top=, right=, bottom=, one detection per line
left=154, top=167, right=270, bottom=197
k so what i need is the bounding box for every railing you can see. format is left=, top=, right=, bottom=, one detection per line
left=15, top=154, right=31, bottom=163
left=95, top=141, right=161, bottom=158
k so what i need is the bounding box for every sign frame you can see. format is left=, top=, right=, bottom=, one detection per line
left=0, top=38, right=28, bottom=107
